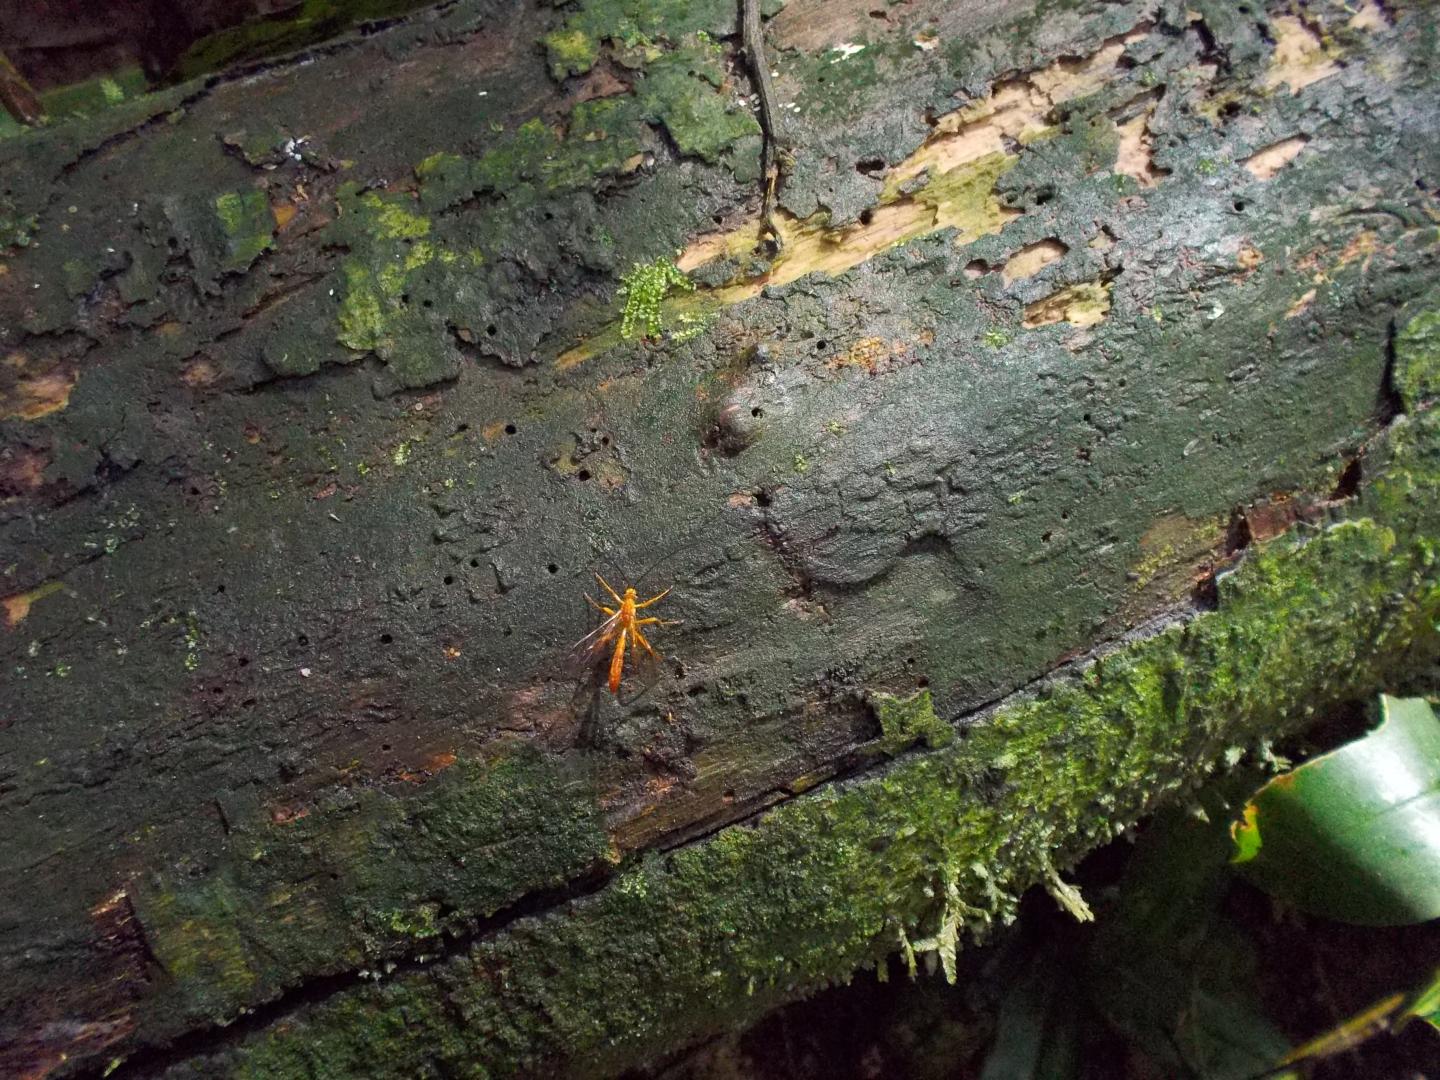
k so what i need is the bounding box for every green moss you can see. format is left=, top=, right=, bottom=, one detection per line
left=221, top=411, right=1440, bottom=1079
left=1395, top=307, right=1440, bottom=410
left=135, top=744, right=609, bottom=1024
left=214, top=190, right=275, bottom=272
left=875, top=689, right=954, bottom=754
left=619, top=257, right=694, bottom=339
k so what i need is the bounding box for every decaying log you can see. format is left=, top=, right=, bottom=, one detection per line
left=2, top=0, right=1439, bottom=1076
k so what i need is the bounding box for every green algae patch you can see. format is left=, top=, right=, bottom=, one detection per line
left=639, top=35, right=758, bottom=164
left=308, top=184, right=463, bottom=390
left=214, top=190, right=275, bottom=273
left=134, top=744, right=609, bottom=1026
left=1395, top=308, right=1440, bottom=411
left=875, top=689, right=954, bottom=755
left=417, top=38, right=752, bottom=216
left=541, top=0, right=735, bottom=83
left=217, top=411, right=1440, bottom=1079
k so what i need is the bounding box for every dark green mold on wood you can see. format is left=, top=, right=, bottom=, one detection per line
left=131, top=743, right=608, bottom=1029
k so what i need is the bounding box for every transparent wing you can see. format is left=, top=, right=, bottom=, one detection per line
left=565, top=603, right=622, bottom=683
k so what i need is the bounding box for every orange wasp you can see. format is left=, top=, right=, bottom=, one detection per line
left=574, top=574, right=674, bottom=695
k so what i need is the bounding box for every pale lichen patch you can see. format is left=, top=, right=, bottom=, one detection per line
left=1243, top=135, right=1309, bottom=180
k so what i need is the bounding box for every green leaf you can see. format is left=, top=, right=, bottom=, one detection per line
left=979, top=942, right=1082, bottom=1080
left=1230, top=695, right=1440, bottom=926
left=1087, top=792, right=1292, bottom=1080
left=1399, top=967, right=1440, bottom=1034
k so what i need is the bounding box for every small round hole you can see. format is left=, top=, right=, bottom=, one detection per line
left=379, top=633, right=393, bottom=644
left=487, top=324, right=498, bottom=337
left=751, top=406, right=764, bottom=417
left=859, top=209, right=874, bottom=226
left=576, top=468, right=591, bottom=481
left=504, top=423, right=517, bottom=435
left=815, top=340, right=828, bottom=351
left=547, top=563, right=559, bottom=574
left=296, top=634, right=309, bottom=647
left=443, top=575, right=454, bottom=585
left=469, top=558, right=480, bottom=568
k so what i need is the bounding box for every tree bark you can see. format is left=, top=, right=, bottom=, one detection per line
left=2, top=0, right=1439, bottom=1077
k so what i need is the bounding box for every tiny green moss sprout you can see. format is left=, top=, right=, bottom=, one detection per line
left=619, top=258, right=694, bottom=340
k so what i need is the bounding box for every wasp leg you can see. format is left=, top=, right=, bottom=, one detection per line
left=634, top=586, right=672, bottom=609
left=595, top=573, right=624, bottom=605
left=585, top=594, right=616, bottom=616
left=632, top=625, right=663, bottom=662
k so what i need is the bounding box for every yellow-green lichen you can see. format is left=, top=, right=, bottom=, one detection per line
left=543, top=27, right=601, bottom=79
left=337, top=263, right=386, bottom=353
left=352, top=191, right=430, bottom=241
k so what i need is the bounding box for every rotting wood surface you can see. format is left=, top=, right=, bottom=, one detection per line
left=2, top=0, right=1440, bottom=1076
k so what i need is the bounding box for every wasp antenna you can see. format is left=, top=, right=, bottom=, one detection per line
left=632, top=502, right=735, bottom=590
